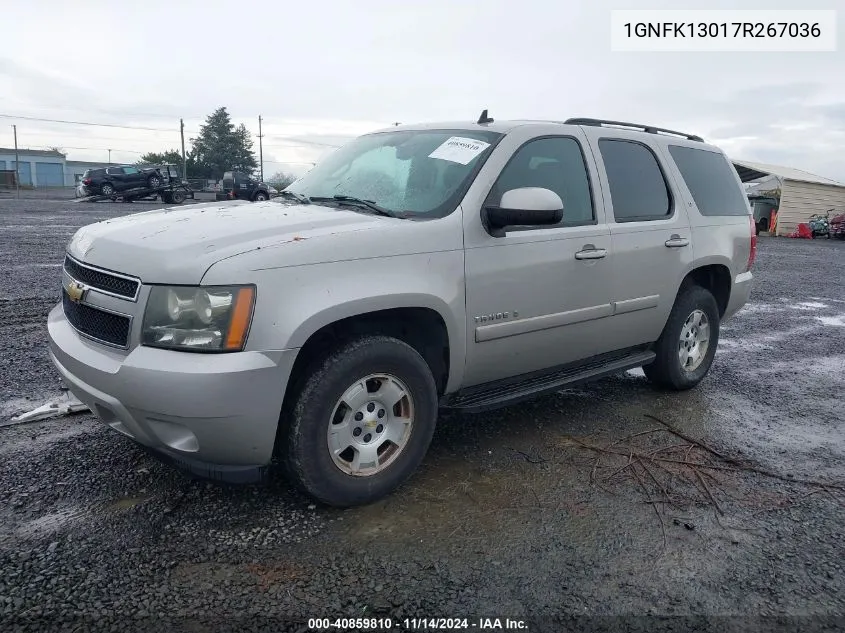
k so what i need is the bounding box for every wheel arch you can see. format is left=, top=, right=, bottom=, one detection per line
left=286, top=296, right=462, bottom=397
left=677, top=260, right=733, bottom=317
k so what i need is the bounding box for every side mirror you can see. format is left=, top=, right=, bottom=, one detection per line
left=484, top=187, right=563, bottom=236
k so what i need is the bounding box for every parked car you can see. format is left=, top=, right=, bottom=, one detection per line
left=48, top=115, right=754, bottom=507
left=81, top=165, right=165, bottom=197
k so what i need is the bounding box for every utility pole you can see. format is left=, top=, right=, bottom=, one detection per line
left=258, top=115, right=264, bottom=182
left=180, top=118, right=187, bottom=180
left=13, top=124, right=20, bottom=199
left=108, top=149, right=112, bottom=165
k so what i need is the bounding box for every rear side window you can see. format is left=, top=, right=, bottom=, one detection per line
left=668, top=145, right=750, bottom=216
left=599, top=139, right=671, bottom=222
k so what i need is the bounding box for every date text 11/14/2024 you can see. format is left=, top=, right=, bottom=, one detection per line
left=308, top=617, right=529, bottom=630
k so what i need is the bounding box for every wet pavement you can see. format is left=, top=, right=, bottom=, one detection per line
left=1, top=198, right=844, bottom=632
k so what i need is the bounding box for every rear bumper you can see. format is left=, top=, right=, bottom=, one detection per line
left=724, top=271, right=753, bottom=321
left=47, top=302, right=298, bottom=483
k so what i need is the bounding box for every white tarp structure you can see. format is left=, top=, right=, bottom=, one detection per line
left=732, top=159, right=845, bottom=236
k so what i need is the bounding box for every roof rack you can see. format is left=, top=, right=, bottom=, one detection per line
left=564, top=118, right=704, bottom=142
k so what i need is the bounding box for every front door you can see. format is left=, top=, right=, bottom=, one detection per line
left=121, top=166, right=144, bottom=188
left=461, top=128, right=614, bottom=388
left=581, top=130, right=695, bottom=354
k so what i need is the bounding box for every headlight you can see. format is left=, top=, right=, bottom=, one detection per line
left=141, top=285, right=256, bottom=352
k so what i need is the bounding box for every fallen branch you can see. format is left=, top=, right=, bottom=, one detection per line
left=630, top=460, right=667, bottom=552
left=570, top=438, right=844, bottom=491
left=694, top=468, right=724, bottom=515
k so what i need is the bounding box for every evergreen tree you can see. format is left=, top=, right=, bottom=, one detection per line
left=187, top=107, right=258, bottom=179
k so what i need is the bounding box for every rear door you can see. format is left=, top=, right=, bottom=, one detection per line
left=581, top=128, right=694, bottom=354
left=105, top=167, right=125, bottom=190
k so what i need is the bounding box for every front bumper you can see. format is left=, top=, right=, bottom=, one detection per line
left=47, top=302, right=298, bottom=483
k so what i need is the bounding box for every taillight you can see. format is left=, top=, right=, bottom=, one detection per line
left=82, top=178, right=91, bottom=185
left=746, top=215, right=757, bottom=271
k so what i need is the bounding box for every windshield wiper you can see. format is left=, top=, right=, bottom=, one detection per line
left=311, top=195, right=398, bottom=218
left=278, top=190, right=311, bottom=204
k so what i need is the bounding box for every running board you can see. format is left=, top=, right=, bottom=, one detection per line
left=440, top=350, right=655, bottom=413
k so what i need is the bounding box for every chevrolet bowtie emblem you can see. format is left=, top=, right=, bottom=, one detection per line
left=66, top=281, right=87, bottom=303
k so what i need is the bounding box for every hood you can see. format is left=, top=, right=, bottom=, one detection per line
left=67, top=199, right=392, bottom=284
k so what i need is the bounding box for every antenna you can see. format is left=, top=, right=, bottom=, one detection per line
left=477, top=109, right=494, bottom=125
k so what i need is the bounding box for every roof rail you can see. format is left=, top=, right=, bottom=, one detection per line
left=564, top=118, right=704, bottom=142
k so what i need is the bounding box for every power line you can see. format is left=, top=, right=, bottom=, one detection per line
left=266, top=136, right=343, bottom=148
left=0, top=113, right=178, bottom=132
left=3, top=113, right=339, bottom=149
left=3, top=102, right=206, bottom=122
left=31, top=144, right=146, bottom=155
left=263, top=160, right=318, bottom=165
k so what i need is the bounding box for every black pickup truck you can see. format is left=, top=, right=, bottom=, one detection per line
left=216, top=171, right=272, bottom=202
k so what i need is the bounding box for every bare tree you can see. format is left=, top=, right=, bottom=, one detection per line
left=267, top=171, right=298, bottom=189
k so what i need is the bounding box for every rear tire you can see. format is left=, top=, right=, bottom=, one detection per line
left=281, top=335, right=438, bottom=507
left=147, top=175, right=161, bottom=189
left=643, top=284, right=720, bottom=391
left=172, top=190, right=186, bottom=204
left=100, top=183, right=115, bottom=196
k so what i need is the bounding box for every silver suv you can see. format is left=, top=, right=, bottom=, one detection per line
left=48, top=114, right=755, bottom=507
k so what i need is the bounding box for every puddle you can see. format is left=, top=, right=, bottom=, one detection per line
left=107, top=494, right=154, bottom=511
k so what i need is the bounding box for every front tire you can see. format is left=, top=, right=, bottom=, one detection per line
left=282, top=335, right=438, bottom=507
left=253, top=191, right=268, bottom=201
left=643, top=284, right=720, bottom=390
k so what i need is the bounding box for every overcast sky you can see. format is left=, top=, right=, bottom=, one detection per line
left=2, top=0, right=843, bottom=180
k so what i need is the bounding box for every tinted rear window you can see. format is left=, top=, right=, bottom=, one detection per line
left=599, top=139, right=671, bottom=222
left=668, top=145, right=750, bottom=216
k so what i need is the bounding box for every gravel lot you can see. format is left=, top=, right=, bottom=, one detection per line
left=1, top=197, right=844, bottom=632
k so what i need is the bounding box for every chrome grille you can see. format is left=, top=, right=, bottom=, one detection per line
left=62, top=290, right=131, bottom=348
left=63, top=255, right=140, bottom=300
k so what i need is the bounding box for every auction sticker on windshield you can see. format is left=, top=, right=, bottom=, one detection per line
left=428, top=137, right=491, bottom=165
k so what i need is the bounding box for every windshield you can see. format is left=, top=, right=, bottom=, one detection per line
left=284, top=128, right=502, bottom=218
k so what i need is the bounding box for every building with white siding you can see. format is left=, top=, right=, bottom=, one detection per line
left=732, top=159, right=845, bottom=236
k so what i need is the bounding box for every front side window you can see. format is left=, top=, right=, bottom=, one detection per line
left=285, top=129, right=502, bottom=218
left=486, top=136, right=595, bottom=226
left=668, top=145, right=750, bottom=216
left=599, top=139, right=672, bottom=222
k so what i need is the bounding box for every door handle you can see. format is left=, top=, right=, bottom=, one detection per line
left=575, top=248, right=608, bottom=260
left=665, top=235, right=690, bottom=248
